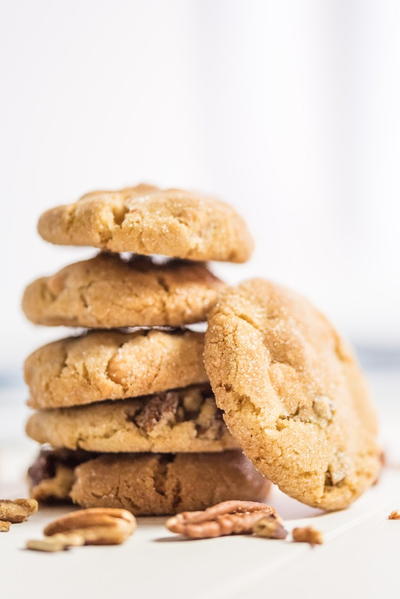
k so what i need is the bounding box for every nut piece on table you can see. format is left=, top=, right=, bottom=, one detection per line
left=27, top=508, right=136, bottom=552
left=44, top=507, right=135, bottom=534
left=252, top=515, right=288, bottom=540
left=166, top=500, right=279, bottom=539
left=26, top=532, right=86, bottom=552
left=388, top=511, right=400, bottom=520
left=44, top=507, right=136, bottom=546
left=0, top=498, right=38, bottom=523
left=292, top=526, right=324, bottom=546
left=26, top=537, right=71, bottom=552
left=0, top=521, right=11, bottom=532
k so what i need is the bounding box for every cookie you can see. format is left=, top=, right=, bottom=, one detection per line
left=37, top=184, right=254, bottom=263
left=71, top=451, right=270, bottom=515
left=25, top=329, right=207, bottom=409
left=28, top=448, right=94, bottom=503
left=22, top=253, right=224, bottom=328
left=26, top=385, right=239, bottom=453
left=28, top=449, right=270, bottom=513
left=204, top=278, right=380, bottom=510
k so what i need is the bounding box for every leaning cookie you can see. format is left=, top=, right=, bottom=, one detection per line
left=71, top=452, right=270, bottom=515
left=37, top=184, right=254, bottom=263
left=204, top=278, right=380, bottom=511
left=22, top=253, right=224, bottom=328
left=25, top=329, right=207, bottom=409
left=26, top=385, right=239, bottom=453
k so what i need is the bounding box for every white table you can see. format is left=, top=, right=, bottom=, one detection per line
left=1, top=371, right=399, bottom=599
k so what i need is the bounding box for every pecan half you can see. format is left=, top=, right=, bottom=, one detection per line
left=292, top=526, right=324, bottom=546
left=166, top=500, right=278, bottom=539
left=44, top=507, right=135, bottom=535
left=43, top=507, right=136, bottom=546
left=0, top=498, right=38, bottom=523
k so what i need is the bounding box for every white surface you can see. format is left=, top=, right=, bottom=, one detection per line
left=1, top=370, right=399, bottom=598
left=1, top=471, right=399, bottom=599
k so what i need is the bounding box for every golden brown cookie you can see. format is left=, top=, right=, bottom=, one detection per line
left=28, top=449, right=270, bottom=513
left=26, top=385, right=239, bottom=453
left=70, top=451, right=270, bottom=515
left=22, top=253, right=224, bottom=328
left=37, top=184, right=254, bottom=262
left=28, top=448, right=91, bottom=503
left=25, top=329, right=207, bottom=409
left=204, top=278, right=380, bottom=511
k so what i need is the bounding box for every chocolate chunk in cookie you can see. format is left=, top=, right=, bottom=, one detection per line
left=26, top=385, right=237, bottom=453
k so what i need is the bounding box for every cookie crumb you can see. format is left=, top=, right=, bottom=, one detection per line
left=388, top=511, right=400, bottom=520
left=0, top=520, right=11, bottom=532
left=253, top=515, right=288, bottom=539
left=292, top=526, right=324, bottom=546
left=0, top=498, right=38, bottom=523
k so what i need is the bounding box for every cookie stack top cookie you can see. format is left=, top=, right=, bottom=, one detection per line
left=37, top=184, right=253, bottom=262
left=23, top=184, right=253, bottom=330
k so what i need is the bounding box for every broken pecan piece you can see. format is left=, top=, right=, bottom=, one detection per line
left=388, top=510, right=400, bottom=520
left=253, top=515, right=288, bottom=539
left=26, top=532, right=85, bottom=552
left=0, top=520, right=11, bottom=532
left=0, top=498, right=38, bottom=523
left=26, top=537, right=69, bottom=552
left=292, top=526, right=324, bottom=546
left=166, top=500, right=278, bottom=539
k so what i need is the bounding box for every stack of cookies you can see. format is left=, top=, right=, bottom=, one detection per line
left=23, top=184, right=270, bottom=515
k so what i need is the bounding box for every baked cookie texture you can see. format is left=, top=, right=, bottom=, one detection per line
left=28, top=449, right=269, bottom=514
left=28, top=448, right=92, bottom=503
left=70, top=451, right=270, bottom=515
left=37, top=184, right=254, bottom=263
left=25, top=329, right=207, bottom=409
left=22, top=253, right=224, bottom=328
left=204, top=278, right=380, bottom=511
left=26, top=385, right=239, bottom=453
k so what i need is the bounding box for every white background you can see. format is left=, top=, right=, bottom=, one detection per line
left=1, top=0, right=400, bottom=373
left=1, top=5, right=399, bottom=596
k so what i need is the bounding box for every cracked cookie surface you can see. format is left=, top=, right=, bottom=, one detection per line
left=26, top=385, right=239, bottom=453
left=22, top=253, right=224, bottom=328
left=204, top=278, right=380, bottom=510
left=70, top=451, right=270, bottom=515
left=37, top=184, right=254, bottom=262
left=25, top=329, right=207, bottom=409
